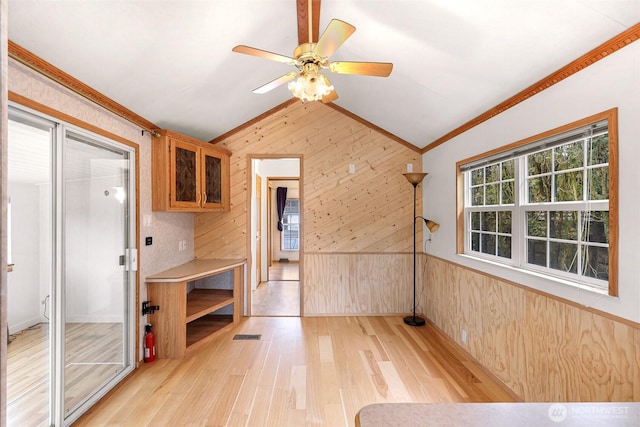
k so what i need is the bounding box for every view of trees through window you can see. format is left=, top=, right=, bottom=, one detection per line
left=463, top=118, right=612, bottom=291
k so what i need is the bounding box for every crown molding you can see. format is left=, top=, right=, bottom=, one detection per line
left=8, top=40, right=158, bottom=133
left=422, top=22, right=640, bottom=154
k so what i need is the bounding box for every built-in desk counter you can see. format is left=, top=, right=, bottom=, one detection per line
left=146, top=259, right=245, bottom=358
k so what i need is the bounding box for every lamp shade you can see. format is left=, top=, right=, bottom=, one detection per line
left=425, top=219, right=440, bottom=233
left=403, top=172, right=428, bottom=185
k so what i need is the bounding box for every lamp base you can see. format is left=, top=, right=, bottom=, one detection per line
left=403, top=315, right=426, bottom=327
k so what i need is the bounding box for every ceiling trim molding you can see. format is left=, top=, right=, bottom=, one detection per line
left=326, top=103, right=422, bottom=153
left=8, top=40, right=159, bottom=134
left=422, top=22, right=640, bottom=154
left=297, top=0, right=321, bottom=45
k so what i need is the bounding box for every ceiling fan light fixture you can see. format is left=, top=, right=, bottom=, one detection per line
left=288, top=71, right=334, bottom=102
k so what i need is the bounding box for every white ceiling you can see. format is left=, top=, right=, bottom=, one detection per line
left=7, top=1, right=640, bottom=149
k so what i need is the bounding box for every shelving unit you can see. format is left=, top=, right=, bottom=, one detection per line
left=146, top=259, right=245, bottom=359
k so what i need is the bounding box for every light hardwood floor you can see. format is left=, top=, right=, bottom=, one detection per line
left=75, top=316, right=515, bottom=426
left=252, top=262, right=300, bottom=316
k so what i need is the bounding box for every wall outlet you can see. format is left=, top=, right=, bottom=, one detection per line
left=348, top=164, right=355, bottom=174
left=407, top=163, right=413, bottom=172
left=461, top=329, right=468, bottom=344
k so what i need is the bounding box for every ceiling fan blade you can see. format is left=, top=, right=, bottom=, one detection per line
left=253, top=72, right=300, bottom=94
left=329, top=61, right=393, bottom=77
left=313, top=19, right=356, bottom=59
left=232, top=45, right=296, bottom=65
left=322, top=90, right=338, bottom=103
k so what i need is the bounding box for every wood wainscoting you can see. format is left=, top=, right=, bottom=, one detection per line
left=304, top=253, right=419, bottom=316
left=423, top=254, right=640, bottom=402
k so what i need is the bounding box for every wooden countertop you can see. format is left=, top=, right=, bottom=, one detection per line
left=356, top=403, right=640, bottom=426
left=145, top=259, right=245, bottom=283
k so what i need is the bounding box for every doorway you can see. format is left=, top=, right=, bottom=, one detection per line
left=249, top=158, right=301, bottom=317
left=6, top=105, right=137, bottom=426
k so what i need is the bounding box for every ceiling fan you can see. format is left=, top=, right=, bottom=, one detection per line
left=232, top=0, right=393, bottom=103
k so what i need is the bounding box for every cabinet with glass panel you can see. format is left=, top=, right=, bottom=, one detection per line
left=152, top=129, right=231, bottom=212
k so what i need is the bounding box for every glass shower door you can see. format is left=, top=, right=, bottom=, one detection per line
left=62, top=131, right=135, bottom=421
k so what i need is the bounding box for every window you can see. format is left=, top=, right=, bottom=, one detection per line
left=281, top=199, right=299, bottom=251
left=458, top=109, right=617, bottom=295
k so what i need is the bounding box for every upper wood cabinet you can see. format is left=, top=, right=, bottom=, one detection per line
left=152, top=129, right=231, bottom=212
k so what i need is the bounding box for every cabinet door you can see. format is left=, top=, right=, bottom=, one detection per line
left=201, top=148, right=229, bottom=210
left=170, top=139, right=201, bottom=208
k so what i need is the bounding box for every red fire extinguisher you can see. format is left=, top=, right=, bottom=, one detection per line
left=144, top=323, right=155, bottom=363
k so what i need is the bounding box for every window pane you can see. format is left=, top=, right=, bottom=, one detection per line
left=587, top=134, right=608, bottom=166
left=582, top=245, right=609, bottom=280
left=527, top=239, right=547, bottom=266
left=555, top=171, right=583, bottom=202
left=554, top=141, right=583, bottom=171
left=502, top=160, right=514, bottom=180
left=549, top=242, right=578, bottom=274
left=582, top=211, right=609, bottom=244
left=498, top=211, right=512, bottom=234
left=498, top=236, right=511, bottom=258
left=486, top=184, right=499, bottom=205
left=481, top=211, right=496, bottom=232
left=481, top=233, right=496, bottom=255
left=471, top=168, right=484, bottom=185
left=527, top=211, right=547, bottom=237
left=587, top=166, right=609, bottom=200
left=471, top=232, right=480, bottom=251
left=471, top=186, right=484, bottom=206
left=501, top=181, right=514, bottom=204
left=485, top=164, right=500, bottom=183
left=471, top=212, right=480, bottom=230
left=549, top=211, right=578, bottom=240
left=528, top=149, right=552, bottom=176
left=528, top=176, right=551, bottom=203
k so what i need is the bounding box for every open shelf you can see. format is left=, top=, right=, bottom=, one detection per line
left=186, top=289, right=234, bottom=323
left=186, top=314, right=234, bottom=348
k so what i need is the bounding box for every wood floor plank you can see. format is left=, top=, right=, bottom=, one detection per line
left=73, top=317, right=515, bottom=426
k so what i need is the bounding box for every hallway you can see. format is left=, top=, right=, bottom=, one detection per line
left=251, top=262, right=299, bottom=316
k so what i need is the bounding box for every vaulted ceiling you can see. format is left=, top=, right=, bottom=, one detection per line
left=7, top=1, right=640, bottom=150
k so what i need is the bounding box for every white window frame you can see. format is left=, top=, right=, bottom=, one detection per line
left=457, top=109, right=618, bottom=296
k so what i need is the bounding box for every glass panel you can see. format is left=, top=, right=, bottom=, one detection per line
left=471, top=232, right=480, bottom=251
left=471, top=168, right=484, bottom=185
left=470, top=212, right=480, bottom=231
left=7, top=118, right=54, bottom=426
left=501, top=160, right=514, bottom=180
left=501, top=181, right=514, bottom=204
left=549, top=211, right=578, bottom=240
left=471, top=186, right=484, bottom=206
left=587, top=134, right=609, bottom=166
left=485, top=183, right=499, bottom=205
left=498, top=236, right=511, bottom=258
left=175, top=146, right=197, bottom=202
left=587, top=166, right=609, bottom=200
left=549, top=242, right=578, bottom=274
left=555, top=170, right=583, bottom=202
left=63, top=134, right=130, bottom=417
left=554, top=141, right=583, bottom=171
left=281, top=199, right=300, bottom=251
left=527, top=239, right=547, bottom=267
left=203, top=153, right=222, bottom=204
left=498, top=211, right=512, bottom=234
left=582, top=211, right=609, bottom=244
left=481, top=211, right=496, bottom=232
left=481, top=233, right=496, bottom=255
left=528, top=176, right=551, bottom=203
left=582, top=245, right=609, bottom=280
left=485, top=164, right=500, bottom=183
left=527, top=211, right=547, bottom=237
left=528, top=149, right=552, bottom=175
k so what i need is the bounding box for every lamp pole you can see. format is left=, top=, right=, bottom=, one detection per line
left=403, top=173, right=427, bottom=326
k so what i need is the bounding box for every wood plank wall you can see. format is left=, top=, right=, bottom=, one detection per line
left=424, top=255, right=640, bottom=401
left=194, top=101, right=423, bottom=315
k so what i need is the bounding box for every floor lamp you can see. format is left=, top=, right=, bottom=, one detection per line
left=403, top=172, right=439, bottom=327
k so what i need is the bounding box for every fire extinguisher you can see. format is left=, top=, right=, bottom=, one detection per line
left=144, top=323, right=155, bottom=363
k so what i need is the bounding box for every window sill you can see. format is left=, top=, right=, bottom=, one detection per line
left=456, top=253, right=611, bottom=297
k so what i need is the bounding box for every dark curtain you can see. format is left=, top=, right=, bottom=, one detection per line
left=276, top=187, right=287, bottom=232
